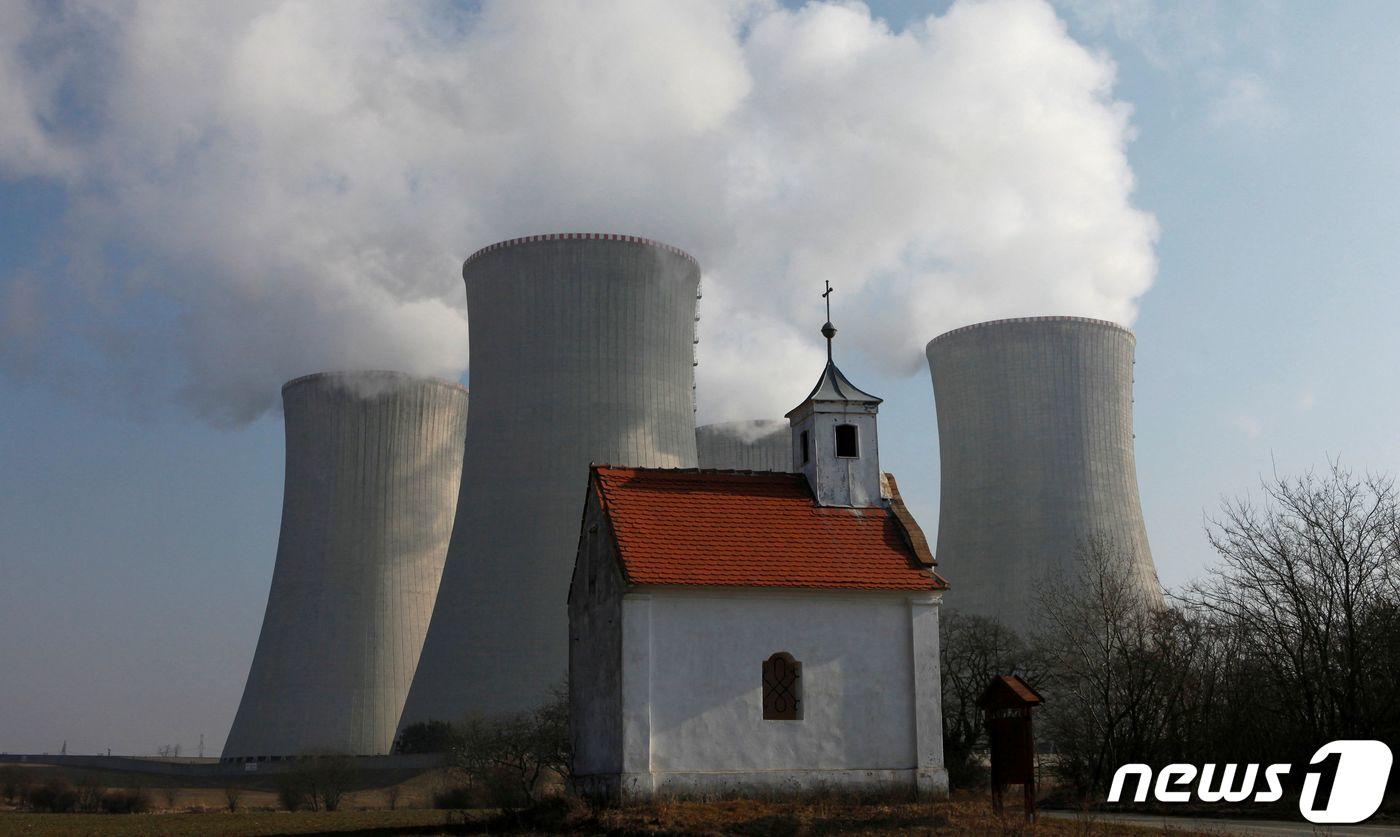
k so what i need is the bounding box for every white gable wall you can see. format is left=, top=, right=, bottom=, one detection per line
left=573, top=585, right=948, bottom=799
left=650, top=590, right=914, bottom=771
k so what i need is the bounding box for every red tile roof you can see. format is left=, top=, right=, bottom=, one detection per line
left=977, top=674, right=1044, bottom=709
left=591, top=466, right=948, bottom=592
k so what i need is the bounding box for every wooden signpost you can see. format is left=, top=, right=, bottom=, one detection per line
left=977, top=674, right=1044, bottom=820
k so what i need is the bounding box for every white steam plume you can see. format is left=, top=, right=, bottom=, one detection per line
left=0, top=0, right=1155, bottom=425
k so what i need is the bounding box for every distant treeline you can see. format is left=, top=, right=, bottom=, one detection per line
left=940, top=460, right=1400, bottom=800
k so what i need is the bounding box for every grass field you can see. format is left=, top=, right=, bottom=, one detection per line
left=0, top=764, right=1212, bottom=835
left=0, top=793, right=1197, bottom=836
left=0, top=808, right=462, bottom=836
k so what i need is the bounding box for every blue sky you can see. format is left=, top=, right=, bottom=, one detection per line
left=2, top=1, right=1399, bottom=756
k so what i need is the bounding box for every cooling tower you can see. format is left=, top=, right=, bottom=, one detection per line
left=696, top=420, right=793, bottom=472
left=222, top=372, right=469, bottom=759
left=925, top=316, right=1161, bottom=632
left=399, top=233, right=700, bottom=727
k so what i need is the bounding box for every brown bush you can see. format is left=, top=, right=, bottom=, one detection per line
left=100, top=787, right=152, bottom=814
left=27, top=778, right=78, bottom=813
left=0, top=766, right=34, bottom=804
left=431, top=782, right=475, bottom=810
left=275, top=771, right=311, bottom=811
left=75, top=774, right=105, bottom=812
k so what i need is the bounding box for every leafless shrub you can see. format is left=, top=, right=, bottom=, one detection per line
left=275, top=769, right=311, bottom=811
left=100, top=787, right=151, bottom=814
left=0, top=766, right=32, bottom=804
left=27, top=778, right=78, bottom=812
left=74, top=774, right=105, bottom=813
left=445, top=680, right=571, bottom=809
left=278, top=753, right=359, bottom=811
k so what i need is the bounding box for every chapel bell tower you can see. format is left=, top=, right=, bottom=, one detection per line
left=785, top=283, right=883, bottom=508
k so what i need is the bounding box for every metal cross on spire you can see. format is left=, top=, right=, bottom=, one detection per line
left=821, top=280, right=837, bottom=362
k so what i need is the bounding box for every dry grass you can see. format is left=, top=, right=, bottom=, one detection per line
left=0, top=763, right=447, bottom=814
left=583, top=793, right=1194, bottom=836
left=0, top=767, right=1213, bottom=836
left=0, top=791, right=1210, bottom=836
left=0, top=809, right=461, bottom=836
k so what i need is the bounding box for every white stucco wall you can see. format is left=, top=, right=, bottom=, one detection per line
left=572, top=586, right=947, bottom=799
left=568, top=490, right=625, bottom=778
left=649, top=590, right=915, bottom=771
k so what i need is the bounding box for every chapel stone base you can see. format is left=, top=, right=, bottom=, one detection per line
left=574, top=767, right=950, bottom=803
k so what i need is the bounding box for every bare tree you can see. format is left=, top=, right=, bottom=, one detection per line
left=448, top=681, right=571, bottom=808
left=1034, top=533, right=1202, bottom=794
left=283, top=753, right=359, bottom=811
left=1187, top=460, right=1400, bottom=750
left=224, top=784, right=243, bottom=813
left=533, top=680, right=572, bottom=785
left=939, top=610, right=1033, bottom=788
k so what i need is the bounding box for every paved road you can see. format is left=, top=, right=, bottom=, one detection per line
left=1042, top=810, right=1400, bottom=835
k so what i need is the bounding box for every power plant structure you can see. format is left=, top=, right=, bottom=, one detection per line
left=398, top=234, right=701, bottom=729
left=212, top=234, right=1167, bottom=760
left=925, top=316, right=1161, bottom=631
left=695, top=419, right=792, bottom=472
left=223, top=372, right=469, bottom=759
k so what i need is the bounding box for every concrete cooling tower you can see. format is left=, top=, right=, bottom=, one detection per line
left=399, top=233, right=700, bottom=727
left=696, top=420, right=793, bottom=471
left=223, top=372, right=469, bottom=759
left=925, top=316, right=1161, bottom=632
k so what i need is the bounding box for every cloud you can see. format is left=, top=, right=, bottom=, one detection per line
left=0, top=0, right=1156, bottom=425
left=1233, top=414, right=1264, bottom=439
left=1207, top=70, right=1284, bottom=131
left=1057, top=0, right=1286, bottom=135
left=0, top=3, right=82, bottom=178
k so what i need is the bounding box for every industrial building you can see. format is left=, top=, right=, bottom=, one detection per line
left=398, top=234, right=701, bottom=729
left=223, top=372, right=469, bottom=759
left=925, top=316, right=1162, bottom=631
left=216, top=230, right=1166, bottom=766
left=695, top=419, right=792, bottom=471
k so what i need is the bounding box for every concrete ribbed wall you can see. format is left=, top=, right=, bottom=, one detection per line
left=223, top=372, right=469, bottom=758
left=399, top=234, right=700, bottom=726
left=925, top=317, right=1161, bottom=631
left=696, top=420, right=792, bottom=472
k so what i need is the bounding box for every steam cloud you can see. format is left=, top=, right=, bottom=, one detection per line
left=0, top=0, right=1155, bottom=425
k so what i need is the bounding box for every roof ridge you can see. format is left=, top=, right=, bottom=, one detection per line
left=593, top=465, right=803, bottom=477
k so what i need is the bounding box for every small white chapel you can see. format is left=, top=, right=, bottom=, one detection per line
left=567, top=319, right=950, bottom=801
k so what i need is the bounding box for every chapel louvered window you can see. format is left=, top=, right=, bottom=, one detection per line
left=762, top=652, right=802, bottom=720
left=835, top=423, right=859, bottom=458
